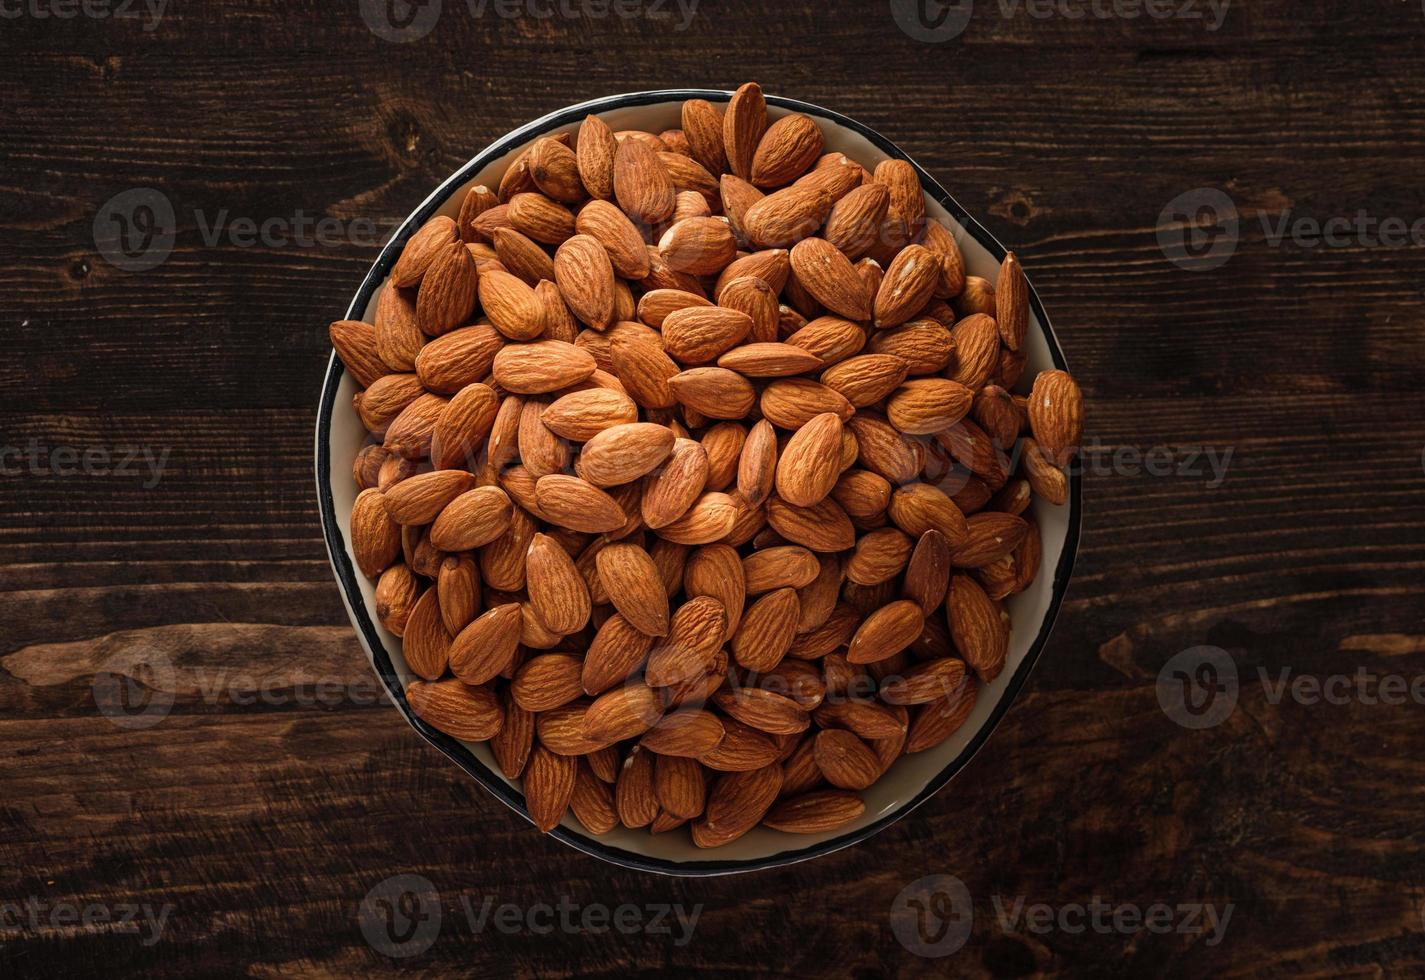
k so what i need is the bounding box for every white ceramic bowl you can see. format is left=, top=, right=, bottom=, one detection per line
left=316, top=89, right=1081, bottom=875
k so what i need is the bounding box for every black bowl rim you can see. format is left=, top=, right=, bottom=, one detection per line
left=315, top=88, right=1082, bottom=877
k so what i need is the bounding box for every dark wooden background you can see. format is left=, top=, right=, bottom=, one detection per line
left=3, top=1, right=1424, bottom=976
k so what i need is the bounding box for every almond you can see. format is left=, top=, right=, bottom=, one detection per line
left=741, top=545, right=820, bottom=594
left=765, top=495, right=856, bottom=552
left=430, top=486, right=514, bottom=551
left=382, top=469, right=478, bottom=525
left=996, top=251, right=1029, bottom=350
left=716, top=249, right=791, bottom=298
left=846, top=526, right=914, bottom=586
left=570, top=760, right=618, bottom=834
left=616, top=747, right=659, bottom=827
left=641, top=709, right=726, bottom=758
left=681, top=98, right=728, bottom=175
left=751, top=113, right=823, bottom=188
left=823, top=183, right=890, bottom=260
left=640, top=437, right=709, bottom=529
left=731, top=587, right=801, bottom=672
left=582, top=613, right=655, bottom=695
left=532, top=474, right=626, bottom=534
left=713, top=687, right=808, bottom=735
left=416, top=323, right=505, bottom=393
left=722, top=81, right=767, bottom=180
left=715, top=276, right=781, bottom=344
left=553, top=234, right=616, bottom=329
left=880, top=657, right=968, bottom=706
left=760, top=379, right=854, bottom=430
left=693, top=764, right=782, bottom=846
left=951, top=512, right=1029, bottom=568
left=429, top=382, right=499, bottom=469
left=868, top=319, right=955, bottom=375
left=847, top=599, right=925, bottom=664
left=527, top=136, right=584, bottom=203
left=655, top=491, right=739, bottom=545
left=525, top=533, right=591, bottom=635
left=668, top=367, right=756, bottom=419
left=525, top=745, right=577, bottom=832
left=407, top=678, right=503, bottom=741
left=658, top=216, right=737, bottom=276
left=448, top=603, right=522, bottom=684
left=646, top=595, right=726, bottom=687
left=375, top=562, right=421, bottom=636
left=479, top=268, right=547, bottom=341
left=946, top=574, right=1008, bottom=681
left=790, top=237, right=871, bottom=320
left=743, top=183, right=833, bottom=249
left=575, top=114, right=618, bottom=200
left=1028, top=369, right=1084, bottom=466
left=1021, top=437, right=1069, bottom=506
left=737, top=419, right=778, bottom=508
left=813, top=729, right=880, bottom=790
left=775, top=412, right=843, bottom=507
left=574, top=198, right=651, bottom=279
left=611, top=334, right=679, bottom=410
left=491, top=226, right=555, bottom=286
left=786, top=315, right=867, bottom=366
left=391, top=215, right=458, bottom=287
left=873, top=244, right=939, bottom=328
left=906, top=675, right=977, bottom=753
left=653, top=754, right=707, bottom=819
left=763, top=790, right=865, bottom=833
left=583, top=684, right=664, bottom=743
left=540, top=388, right=638, bottom=441
left=699, top=717, right=782, bottom=772
left=330, top=319, right=389, bottom=388
left=400, top=586, right=450, bottom=679
left=491, top=686, right=535, bottom=776
left=661, top=306, right=754, bottom=364
left=885, top=378, right=974, bottom=435
left=576, top=422, right=675, bottom=487
left=511, top=653, right=585, bottom=712
left=683, top=544, right=746, bottom=642
left=351, top=487, right=402, bottom=578
left=506, top=191, right=576, bottom=244
left=596, top=543, right=670, bottom=636
left=492, top=340, right=597, bottom=394
left=947, top=313, right=1001, bottom=389
left=613, top=138, right=675, bottom=224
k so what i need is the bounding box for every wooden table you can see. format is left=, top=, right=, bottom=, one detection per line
left=3, top=2, right=1423, bottom=975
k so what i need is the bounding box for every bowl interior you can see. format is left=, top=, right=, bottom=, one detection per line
left=318, top=92, right=1079, bottom=874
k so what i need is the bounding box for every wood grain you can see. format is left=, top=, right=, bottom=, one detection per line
left=2, top=1, right=1424, bottom=976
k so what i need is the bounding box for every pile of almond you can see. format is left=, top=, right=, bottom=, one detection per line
left=331, top=83, right=1083, bottom=847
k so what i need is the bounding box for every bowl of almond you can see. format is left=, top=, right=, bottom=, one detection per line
left=317, top=85, right=1083, bottom=874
